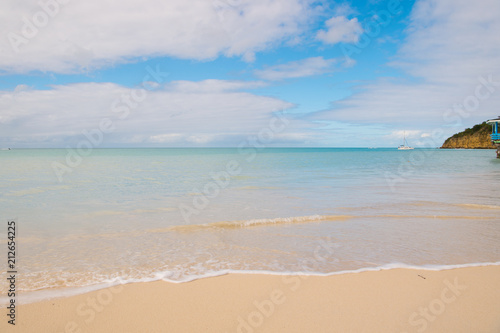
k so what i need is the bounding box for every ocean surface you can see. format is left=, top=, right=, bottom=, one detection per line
left=1, top=148, right=499, bottom=304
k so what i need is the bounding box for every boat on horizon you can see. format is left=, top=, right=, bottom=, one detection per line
left=398, top=132, right=414, bottom=150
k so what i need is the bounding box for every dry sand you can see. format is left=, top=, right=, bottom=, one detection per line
left=2, top=265, right=499, bottom=332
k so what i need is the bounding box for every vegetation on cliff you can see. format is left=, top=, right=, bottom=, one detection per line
left=441, top=122, right=495, bottom=149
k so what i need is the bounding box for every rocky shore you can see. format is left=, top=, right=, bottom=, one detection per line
left=441, top=122, right=495, bottom=149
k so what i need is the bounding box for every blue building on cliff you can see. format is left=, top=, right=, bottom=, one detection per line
left=487, top=116, right=500, bottom=158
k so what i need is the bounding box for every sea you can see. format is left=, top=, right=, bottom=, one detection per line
left=0, top=148, right=499, bottom=304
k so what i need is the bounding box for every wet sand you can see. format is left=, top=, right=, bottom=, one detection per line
left=2, top=265, right=499, bottom=332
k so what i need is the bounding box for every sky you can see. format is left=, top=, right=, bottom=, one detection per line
left=1, top=0, right=500, bottom=148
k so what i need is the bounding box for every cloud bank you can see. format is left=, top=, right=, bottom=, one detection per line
left=1, top=0, right=314, bottom=73
left=0, top=80, right=295, bottom=147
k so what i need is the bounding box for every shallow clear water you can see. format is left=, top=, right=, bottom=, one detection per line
left=0, top=148, right=499, bottom=302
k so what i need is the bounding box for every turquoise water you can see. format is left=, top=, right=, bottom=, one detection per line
left=0, top=148, right=499, bottom=302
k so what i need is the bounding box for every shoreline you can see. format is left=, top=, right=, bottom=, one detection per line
left=2, top=265, right=500, bottom=332
left=439, top=147, right=496, bottom=149
left=2, top=261, right=500, bottom=307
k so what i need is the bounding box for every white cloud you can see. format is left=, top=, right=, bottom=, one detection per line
left=148, top=133, right=184, bottom=143
left=0, top=0, right=312, bottom=73
left=0, top=80, right=295, bottom=147
left=332, top=3, right=358, bottom=17
left=167, top=80, right=268, bottom=93
left=186, top=135, right=216, bottom=144
left=316, top=16, right=362, bottom=45
left=387, top=130, right=422, bottom=139
left=254, top=56, right=337, bottom=81
left=311, top=0, right=500, bottom=136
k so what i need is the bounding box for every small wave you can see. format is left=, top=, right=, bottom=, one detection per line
left=165, top=215, right=353, bottom=232
left=406, top=201, right=500, bottom=211
left=456, top=203, right=500, bottom=210
left=368, top=214, right=494, bottom=220
left=81, top=207, right=177, bottom=218
left=6, top=185, right=71, bottom=197
left=236, top=186, right=281, bottom=190
left=2, top=261, right=499, bottom=306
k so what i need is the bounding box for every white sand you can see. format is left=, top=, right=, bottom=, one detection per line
left=1, top=266, right=499, bottom=332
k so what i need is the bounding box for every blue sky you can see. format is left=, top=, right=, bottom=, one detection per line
left=1, top=0, right=499, bottom=147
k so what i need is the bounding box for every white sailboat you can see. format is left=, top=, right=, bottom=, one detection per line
left=398, top=132, right=414, bottom=150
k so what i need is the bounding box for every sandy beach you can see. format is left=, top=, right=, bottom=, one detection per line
left=3, top=0, right=500, bottom=331
left=2, top=265, right=499, bottom=333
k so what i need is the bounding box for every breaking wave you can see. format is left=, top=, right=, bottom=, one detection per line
left=165, top=215, right=353, bottom=232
